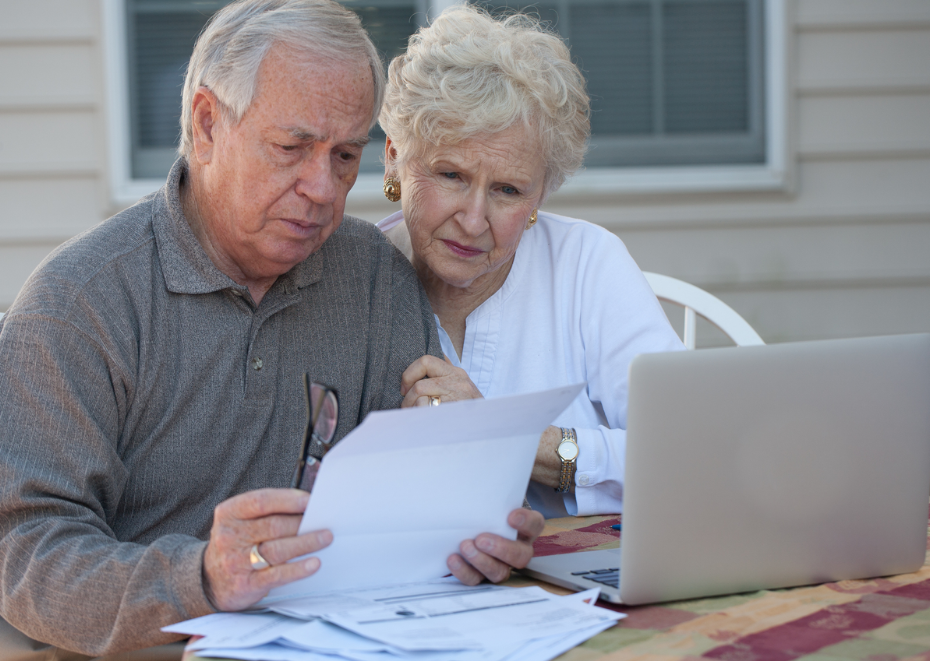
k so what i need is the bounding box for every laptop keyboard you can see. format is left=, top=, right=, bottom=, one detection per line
left=572, top=567, right=620, bottom=589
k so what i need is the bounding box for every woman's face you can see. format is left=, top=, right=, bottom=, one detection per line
left=392, top=125, right=546, bottom=292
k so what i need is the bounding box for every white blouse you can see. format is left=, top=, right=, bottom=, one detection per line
left=378, top=210, right=684, bottom=517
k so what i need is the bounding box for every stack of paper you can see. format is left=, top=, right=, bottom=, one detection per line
left=166, top=386, right=618, bottom=659
left=164, top=578, right=625, bottom=661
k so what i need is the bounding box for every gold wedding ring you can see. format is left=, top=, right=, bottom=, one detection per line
left=249, top=543, right=270, bottom=570
left=429, top=396, right=441, bottom=407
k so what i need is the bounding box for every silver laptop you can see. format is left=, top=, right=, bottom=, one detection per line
left=523, top=334, right=930, bottom=605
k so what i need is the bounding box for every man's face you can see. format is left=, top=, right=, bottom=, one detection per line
left=194, top=43, right=374, bottom=284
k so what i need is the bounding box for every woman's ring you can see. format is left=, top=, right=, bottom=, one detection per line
left=429, top=396, right=441, bottom=407
left=249, top=544, right=271, bottom=570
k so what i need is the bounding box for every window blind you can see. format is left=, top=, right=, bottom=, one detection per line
left=125, top=0, right=764, bottom=180
left=126, top=0, right=418, bottom=178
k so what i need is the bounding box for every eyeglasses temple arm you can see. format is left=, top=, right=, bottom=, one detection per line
left=290, top=372, right=314, bottom=489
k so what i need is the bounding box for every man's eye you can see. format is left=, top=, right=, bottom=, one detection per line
left=278, top=144, right=299, bottom=152
left=338, top=151, right=358, bottom=162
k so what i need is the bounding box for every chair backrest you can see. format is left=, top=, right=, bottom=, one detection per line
left=642, top=272, right=764, bottom=349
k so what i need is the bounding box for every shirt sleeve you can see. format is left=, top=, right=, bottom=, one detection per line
left=361, top=240, right=443, bottom=416
left=0, top=311, right=216, bottom=656
left=559, top=231, right=685, bottom=517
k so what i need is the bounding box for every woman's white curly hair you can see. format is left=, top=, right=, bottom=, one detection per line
left=379, top=4, right=590, bottom=200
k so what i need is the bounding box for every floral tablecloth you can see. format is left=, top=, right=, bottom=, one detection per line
left=506, top=513, right=930, bottom=661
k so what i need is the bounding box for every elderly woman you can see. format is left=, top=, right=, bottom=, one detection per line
left=378, top=6, right=683, bottom=523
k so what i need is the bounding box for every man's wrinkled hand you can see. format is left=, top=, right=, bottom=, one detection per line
left=202, top=488, right=332, bottom=611
left=401, top=355, right=483, bottom=408
left=447, top=508, right=545, bottom=585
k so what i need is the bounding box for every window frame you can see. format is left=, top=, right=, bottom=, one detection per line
left=103, top=0, right=790, bottom=208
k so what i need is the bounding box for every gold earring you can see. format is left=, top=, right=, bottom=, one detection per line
left=383, top=177, right=401, bottom=202
left=525, top=209, right=538, bottom=230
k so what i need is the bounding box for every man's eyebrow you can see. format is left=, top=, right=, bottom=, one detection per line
left=286, top=128, right=370, bottom=149
left=347, top=135, right=371, bottom=149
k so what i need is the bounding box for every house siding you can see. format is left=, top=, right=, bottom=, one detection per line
left=2, top=0, right=929, bottom=347
left=0, top=0, right=106, bottom=307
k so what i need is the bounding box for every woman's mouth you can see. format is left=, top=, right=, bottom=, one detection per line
left=442, top=240, right=483, bottom=257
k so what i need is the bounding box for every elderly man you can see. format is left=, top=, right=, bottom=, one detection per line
left=0, top=0, right=543, bottom=657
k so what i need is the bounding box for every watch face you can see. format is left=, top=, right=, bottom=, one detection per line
left=558, top=441, right=578, bottom=461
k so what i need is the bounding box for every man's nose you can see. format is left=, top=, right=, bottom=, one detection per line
left=294, top=152, right=339, bottom=205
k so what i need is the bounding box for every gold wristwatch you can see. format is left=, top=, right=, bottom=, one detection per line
left=555, top=427, right=578, bottom=493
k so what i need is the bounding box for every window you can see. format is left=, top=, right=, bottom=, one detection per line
left=120, top=0, right=421, bottom=180
left=104, top=0, right=786, bottom=204
left=480, top=0, right=766, bottom=168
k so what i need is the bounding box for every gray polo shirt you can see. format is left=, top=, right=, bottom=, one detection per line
left=0, top=159, right=440, bottom=655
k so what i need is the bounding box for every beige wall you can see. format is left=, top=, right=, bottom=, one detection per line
left=0, top=0, right=108, bottom=307
left=2, top=0, right=929, bottom=347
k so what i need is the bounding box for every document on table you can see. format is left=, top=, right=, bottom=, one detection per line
left=264, top=383, right=585, bottom=600
left=166, top=580, right=625, bottom=661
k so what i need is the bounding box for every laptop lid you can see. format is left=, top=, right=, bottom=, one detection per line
left=618, top=333, right=930, bottom=605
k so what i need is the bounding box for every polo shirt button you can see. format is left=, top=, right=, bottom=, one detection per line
left=577, top=474, right=590, bottom=486
left=251, top=357, right=263, bottom=371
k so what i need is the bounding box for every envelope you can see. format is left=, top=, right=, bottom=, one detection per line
left=265, top=383, right=584, bottom=600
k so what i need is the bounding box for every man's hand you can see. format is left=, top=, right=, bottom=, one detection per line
left=401, top=355, right=483, bottom=408
left=447, top=509, right=545, bottom=584
left=203, top=488, right=333, bottom=611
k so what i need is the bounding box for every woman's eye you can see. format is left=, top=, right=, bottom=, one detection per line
left=501, top=185, right=518, bottom=195
left=441, top=172, right=458, bottom=179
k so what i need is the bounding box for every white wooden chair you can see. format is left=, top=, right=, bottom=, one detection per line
left=642, top=272, right=764, bottom=349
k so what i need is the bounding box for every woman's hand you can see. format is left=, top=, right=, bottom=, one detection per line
left=400, top=355, right=483, bottom=407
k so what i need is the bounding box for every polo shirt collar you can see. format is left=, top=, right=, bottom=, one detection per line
left=152, top=158, right=323, bottom=295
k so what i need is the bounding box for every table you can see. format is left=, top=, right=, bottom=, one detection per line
left=509, top=513, right=930, bottom=660
left=189, top=511, right=930, bottom=661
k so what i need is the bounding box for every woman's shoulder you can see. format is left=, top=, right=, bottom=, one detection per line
left=537, top=212, right=624, bottom=246
left=374, top=211, right=414, bottom=262
left=534, top=212, right=630, bottom=261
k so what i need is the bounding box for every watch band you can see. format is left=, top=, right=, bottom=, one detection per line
left=555, top=427, right=578, bottom=493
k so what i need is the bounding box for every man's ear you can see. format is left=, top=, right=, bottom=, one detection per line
left=190, top=87, right=221, bottom=164
left=384, top=137, right=399, bottom=175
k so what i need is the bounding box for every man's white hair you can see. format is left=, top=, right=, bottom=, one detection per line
left=179, top=0, right=385, bottom=158
left=379, top=5, right=590, bottom=200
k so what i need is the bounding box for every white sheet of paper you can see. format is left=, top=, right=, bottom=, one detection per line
left=267, top=384, right=584, bottom=599
left=162, top=612, right=295, bottom=650
left=325, top=591, right=625, bottom=651
left=178, top=583, right=624, bottom=661
left=265, top=579, right=501, bottom=619
left=194, top=642, right=335, bottom=661
left=281, top=619, right=397, bottom=653
left=498, top=621, right=618, bottom=661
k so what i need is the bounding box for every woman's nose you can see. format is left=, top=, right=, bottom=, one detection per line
left=455, top=191, right=489, bottom=236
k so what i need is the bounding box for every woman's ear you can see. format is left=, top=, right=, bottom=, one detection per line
left=384, top=137, right=399, bottom=173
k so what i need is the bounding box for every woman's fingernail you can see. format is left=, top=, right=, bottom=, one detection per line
left=317, top=530, right=333, bottom=546
left=462, top=542, right=478, bottom=559
left=476, top=537, right=494, bottom=553
left=305, top=557, right=321, bottom=572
